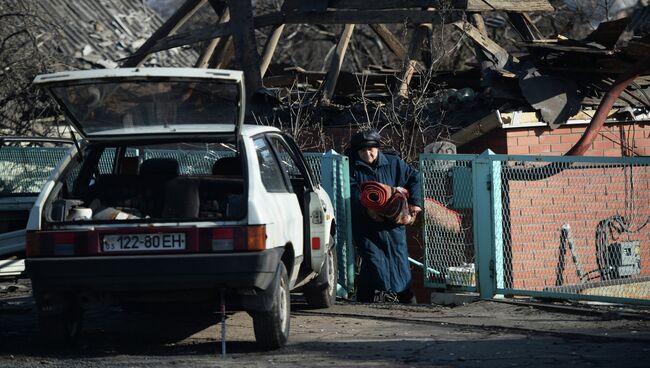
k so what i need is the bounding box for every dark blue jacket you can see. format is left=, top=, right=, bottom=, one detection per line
left=349, top=151, right=423, bottom=293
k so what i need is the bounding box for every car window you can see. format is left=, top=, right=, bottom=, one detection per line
left=97, top=148, right=117, bottom=174
left=276, top=134, right=317, bottom=187
left=134, top=143, right=236, bottom=175
left=268, top=136, right=302, bottom=180
left=253, top=137, right=287, bottom=192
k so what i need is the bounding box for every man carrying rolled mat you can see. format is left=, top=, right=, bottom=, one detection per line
left=345, top=129, right=423, bottom=304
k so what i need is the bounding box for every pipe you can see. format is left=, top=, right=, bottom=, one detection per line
left=408, top=257, right=441, bottom=276
left=566, top=56, right=650, bottom=156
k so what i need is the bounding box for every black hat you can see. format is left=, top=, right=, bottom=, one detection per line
left=350, top=129, right=381, bottom=151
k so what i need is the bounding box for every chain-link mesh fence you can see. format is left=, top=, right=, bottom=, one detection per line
left=420, top=154, right=476, bottom=290
left=501, top=158, right=650, bottom=302
left=420, top=153, right=650, bottom=304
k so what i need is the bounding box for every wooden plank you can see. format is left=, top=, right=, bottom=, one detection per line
left=259, top=0, right=295, bottom=77
left=465, top=0, right=553, bottom=12
left=228, top=0, right=262, bottom=95
left=325, top=0, right=443, bottom=9
left=133, top=9, right=462, bottom=58
left=396, top=23, right=430, bottom=98
left=283, top=0, right=329, bottom=11
left=267, top=9, right=459, bottom=24
left=369, top=24, right=407, bottom=60
left=452, top=20, right=517, bottom=69
left=507, top=12, right=544, bottom=42
left=519, top=42, right=616, bottom=55
left=321, top=24, right=355, bottom=103
left=260, top=24, right=286, bottom=77
left=122, top=0, right=206, bottom=67
left=325, top=0, right=554, bottom=11
left=195, top=7, right=230, bottom=68
left=208, top=36, right=234, bottom=68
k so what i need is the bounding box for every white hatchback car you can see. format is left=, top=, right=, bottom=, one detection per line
left=26, top=68, right=337, bottom=349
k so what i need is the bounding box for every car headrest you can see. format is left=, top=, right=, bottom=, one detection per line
left=140, top=158, right=180, bottom=178
left=212, top=157, right=242, bottom=176
left=121, top=156, right=140, bottom=175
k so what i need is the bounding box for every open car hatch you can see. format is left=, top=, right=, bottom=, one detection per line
left=33, top=68, right=245, bottom=141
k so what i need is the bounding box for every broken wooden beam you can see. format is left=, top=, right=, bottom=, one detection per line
left=313, top=0, right=554, bottom=12
left=396, top=22, right=431, bottom=98
left=321, top=24, right=355, bottom=104
left=260, top=24, right=286, bottom=77
left=125, top=9, right=462, bottom=59
left=369, top=24, right=407, bottom=60
left=208, top=36, right=234, bottom=68
left=507, top=12, right=545, bottom=42
left=123, top=0, right=207, bottom=67
left=452, top=20, right=518, bottom=70
left=195, top=7, right=230, bottom=68
left=228, top=0, right=262, bottom=95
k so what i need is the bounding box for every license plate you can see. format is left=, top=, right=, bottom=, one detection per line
left=102, top=233, right=186, bottom=252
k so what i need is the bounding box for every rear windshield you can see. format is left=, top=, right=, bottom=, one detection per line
left=51, top=81, right=239, bottom=135
left=48, top=141, right=245, bottom=223
left=0, top=142, right=71, bottom=196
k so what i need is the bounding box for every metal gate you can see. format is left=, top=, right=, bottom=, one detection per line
left=421, top=150, right=650, bottom=305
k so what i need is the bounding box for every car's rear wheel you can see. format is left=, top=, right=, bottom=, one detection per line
left=304, top=243, right=338, bottom=309
left=252, top=263, right=290, bottom=350
left=36, top=295, right=83, bottom=345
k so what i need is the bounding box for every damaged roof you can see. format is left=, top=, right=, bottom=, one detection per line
left=33, top=0, right=197, bottom=69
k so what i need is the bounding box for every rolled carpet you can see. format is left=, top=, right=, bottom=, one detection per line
left=360, top=181, right=413, bottom=225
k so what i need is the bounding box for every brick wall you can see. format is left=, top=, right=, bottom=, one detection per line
left=460, top=122, right=650, bottom=292
left=505, top=165, right=650, bottom=290
left=460, top=122, right=650, bottom=156
left=504, top=123, right=650, bottom=156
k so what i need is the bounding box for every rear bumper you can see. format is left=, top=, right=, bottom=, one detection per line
left=27, top=248, right=283, bottom=293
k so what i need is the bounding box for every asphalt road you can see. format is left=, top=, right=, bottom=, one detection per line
left=2, top=279, right=650, bottom=367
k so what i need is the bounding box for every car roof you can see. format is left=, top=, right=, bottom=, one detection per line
left=240, top=124, right=281, bottom=137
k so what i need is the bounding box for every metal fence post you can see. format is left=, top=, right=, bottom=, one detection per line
left=321, top=150, right=355, bottom=297
left=472, top=150, right=499, bottom=299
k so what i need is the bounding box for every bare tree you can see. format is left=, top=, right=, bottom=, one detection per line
left=0, top=0, right=71, bottom=137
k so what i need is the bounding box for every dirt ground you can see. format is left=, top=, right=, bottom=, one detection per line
left=2, top=278, right=650, bottom=368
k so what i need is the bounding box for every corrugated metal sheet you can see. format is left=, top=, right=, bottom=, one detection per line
left=34, top=0, right=197, bottom=68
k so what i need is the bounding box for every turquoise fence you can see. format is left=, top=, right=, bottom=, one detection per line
left=0, top=147, right=70, bottom=195
left=305, top=152, right=355, bottom=297
left=420, top=150, right=650, bottom=306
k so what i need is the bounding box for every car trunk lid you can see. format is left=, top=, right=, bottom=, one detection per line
left=33, top=68, right=245, bottom=142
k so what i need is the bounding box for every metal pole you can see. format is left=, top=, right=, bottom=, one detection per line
left=220, top=288, right=226, bottom=356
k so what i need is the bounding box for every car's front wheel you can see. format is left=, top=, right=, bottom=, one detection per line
left=304, top=243, right=338, bottom=309
left=252, top=263, right=290, bottom=350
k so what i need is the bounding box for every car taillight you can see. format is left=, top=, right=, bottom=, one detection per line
left=26, top=231, right=85, bottom=257
left=25, top=231, right=40, bottom=257
left=246, top=225, right=266, bottom=251
left=206, top=225, right=266, bottom=252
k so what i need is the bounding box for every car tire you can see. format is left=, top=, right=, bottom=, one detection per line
left=304, top=243, right=338, bottom=309
left=37, top=301, right=83, bottom=345
left=252, top=263, right=290, bottom=350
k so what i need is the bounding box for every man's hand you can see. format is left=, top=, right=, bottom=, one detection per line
left=407, top=205, right=422, bottom=225
left=367, top=208, right=384, bottom=222
left=409, top=205, right=422, bottom=218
